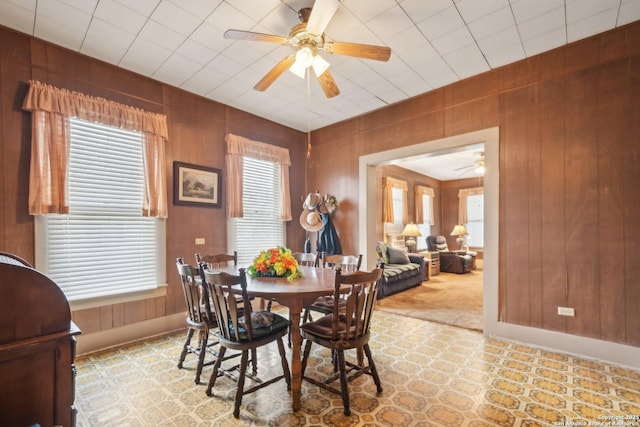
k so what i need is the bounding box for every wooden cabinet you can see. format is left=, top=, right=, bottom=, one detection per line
left=0, top=253, right=81, bottom=427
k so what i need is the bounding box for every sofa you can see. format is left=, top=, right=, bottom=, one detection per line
left=375, top=242, right=426, bottom=298
left=425, top=235, right=473, bottom=274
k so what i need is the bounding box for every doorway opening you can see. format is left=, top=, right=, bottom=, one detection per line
left=358, top=128, right=499, bottom=335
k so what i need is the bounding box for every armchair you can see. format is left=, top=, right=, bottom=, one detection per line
left=426, top=235, right=473, bottom=274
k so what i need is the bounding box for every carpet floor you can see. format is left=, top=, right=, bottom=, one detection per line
left=377, top=265, right=483, bottom=331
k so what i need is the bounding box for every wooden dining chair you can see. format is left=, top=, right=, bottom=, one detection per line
left=293, top=251, right=321, bottom=267
left=175, top=257, right=219, bottom=384
left=199, top=265, right=291, bottom=419
left=195, top=251, right=237, bottom=269
left=303, top=253, right=363, bottom=322
left=300, top=266, right=384, bottom=416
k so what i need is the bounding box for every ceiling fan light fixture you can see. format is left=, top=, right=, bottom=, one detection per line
left=311, top=54, right=330, bottom=76
left=289, top=60, right=307, bottom=79
left=474, top=158, right=486, bottom=176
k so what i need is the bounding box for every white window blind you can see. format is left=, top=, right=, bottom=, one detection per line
left=417, top=194, right=431, bottom=249
left=38, top=117, right=160, bottom=301
left=230, top=157, right=285, bottom=266
left=465, top=194, right=484, bottom=248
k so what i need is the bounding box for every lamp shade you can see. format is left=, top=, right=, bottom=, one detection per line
left=401, top=223, right=422, bottom=237
left=450, top=224, right=467, bottom=236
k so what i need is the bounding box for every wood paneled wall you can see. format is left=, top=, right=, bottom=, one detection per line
left=0, top=27, right=307, bottom=335
left=308, top=22, right=640, bottom=347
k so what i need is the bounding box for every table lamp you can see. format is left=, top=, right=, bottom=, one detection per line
left=450, top=224, right=468, bottom=250
left=401, top=223, right=422, bottom=253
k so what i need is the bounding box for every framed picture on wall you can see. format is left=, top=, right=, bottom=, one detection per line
left=173, top=161, right=222, bottom=208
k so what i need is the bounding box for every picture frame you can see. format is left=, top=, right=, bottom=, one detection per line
left=173, top=161, right=222, bottom=208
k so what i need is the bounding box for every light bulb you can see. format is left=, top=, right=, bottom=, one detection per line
left=311, top=55, right=330, bottom=76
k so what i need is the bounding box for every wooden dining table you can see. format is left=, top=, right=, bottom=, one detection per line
left=212, top=264, right=338, bottom=411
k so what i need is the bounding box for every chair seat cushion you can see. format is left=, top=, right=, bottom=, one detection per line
left=301, top=314, right=355, bottom=341
left=232, top=311, right=290, bottom=340
left=309, top=296, right=346, bottom=313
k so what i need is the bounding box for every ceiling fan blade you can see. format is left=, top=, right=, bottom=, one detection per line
left=254, top=55, right=296, bottom=92
left=316, top=69, right=340, bottom=98
left=224, top=29, right=289, bottom=45
left=306, top=0, right=339, bottom=36
left=324, top=41, right=391, bottom=61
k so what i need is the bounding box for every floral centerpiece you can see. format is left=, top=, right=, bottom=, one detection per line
left=247, top=246, right=302, bottom=281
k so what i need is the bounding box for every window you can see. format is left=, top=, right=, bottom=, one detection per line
left=36, top=118, right=164, bottom=301
left=229, top=157, right=285, bottom=266
left=465, top=194, right=484, bottom=247
left=385, top=186, right=405, bottom=236
left=417, top=193, right=431, bottom=246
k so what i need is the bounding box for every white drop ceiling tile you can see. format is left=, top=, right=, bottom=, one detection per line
left=567, top=9, right=619, bottom=42
left=259, top=3, right=303, bottom=35
left=399, top=0, right=454, bottom=24
left=566, top=0, right=620, bottom=24
left=342, top=0, right=397, bottom=23
left=521, top=27, right=565, bottom=56
left=517, top=7, right=565, bottom=41
left=224, top=0, right=280, bottom=22
left=483, top=42, right=526, bottom=69
left=138, top=20, right=186, bottom=52
left=81, top=35, right=127, bottom=65
left=417, top=5, right=465, bottom=41
left=82, top=18, right=135, bottom=62
left=170, top=0, right=223, bottom=20
left=324, top=6, right=362, bottom=37
left=34, top=15, right=85, bottom=51
left=113, top=0, right=160, bottom=16
left=205, top=2, right=255, bottom=32
left=174, top=39, right=221, bottom=66
left=510, top=0, right=564, bottom=23
left=456, top=0, right=509, bottom=23
left=153, top=54, right=203, bottom=86
left=94, top=0, right=148, bottom=34
left=366, top=5, right=415, bottom=39
left=467, top=6, right=516, bottom=40
left=150, top=1, right=201, bottom=36
left=37, top=0, right=92, bottom=32
left=420, top=57, right=458, bottom=88
left=190, top=21, right=233, bottom=53
left=7, top=0, right=36, bottom=11
left=400, top=79, right=431, bottom=98
left=206, top=53, right=245, bottom=77
left=387, top=28, right=440, bottom=63
left=60, top=0, right=98, bottom=14
left=119, top=37, right=172, bottom=76
left=431, top=26, right=475, bottom=56
left=180, top=69, right=221, bottom=96
left=619, top=0, right=640, bottom=25
left=444, top=44, right=489, bottom=79
left=222, top=41, right=271, bottom=67
left=477, top=26, right=522, bottom=55
left=0, top=0, right=35, bottom=34
left=327, top=21, right=379, bottom=45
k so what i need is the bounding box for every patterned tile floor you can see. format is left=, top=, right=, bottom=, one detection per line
left=75, top=308, right=640, bottom=426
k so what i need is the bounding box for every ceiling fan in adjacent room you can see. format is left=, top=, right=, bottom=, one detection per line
left=455, top=152, right=486, bottom=176
left=223, top=0, right=391, bottom=98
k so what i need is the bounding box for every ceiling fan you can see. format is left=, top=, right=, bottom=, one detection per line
left=455, top=152, right=486, bottom=176
left=224, top=0, right=391, bottom=98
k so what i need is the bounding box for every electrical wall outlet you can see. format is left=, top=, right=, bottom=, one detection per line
left=195, top=237, right=205, bottom=245
left=557, top=307, right=575, bottom=317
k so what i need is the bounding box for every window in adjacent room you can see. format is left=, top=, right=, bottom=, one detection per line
left=36, top=118, right=164, bottom=301
left=229, top=156, right=285, bottom=266
left=417, top=193, right=431, bottom=246
left=465, top=193, right=484, bottom=248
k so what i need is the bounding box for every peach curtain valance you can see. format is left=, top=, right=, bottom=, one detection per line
left=383, top=177, right=408, bottom=224
left=458, top=186, right=483, bottom=225
left=23, top=80, right=168, bottom=217
left=225, top=134, right=292, bottom=221
left=415, top=185, right=435, bottom=226
left=23, top=80, right=168, bottom=139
